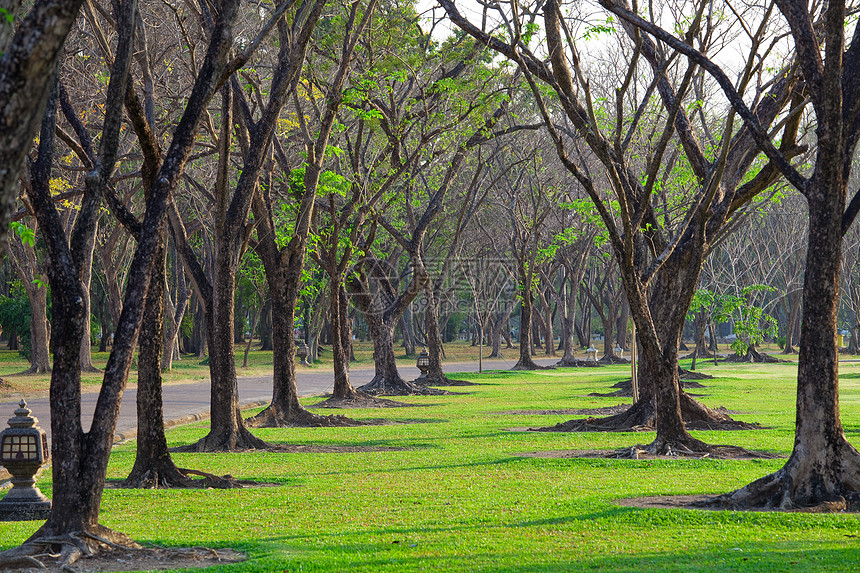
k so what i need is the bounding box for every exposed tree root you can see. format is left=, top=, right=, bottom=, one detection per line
left=722, top=347, right=784, bottom=363
left=682, top=347, right=716, bottom=360
left=119, top=464, right=244, bottom=489
left=310, top=395, right=419, bottom=408
left=0, top=525, right=138, bottom=571
left=678, top=367, right=714, bottom=380
left=534, top=392, right=758, bottom=433
left=697, top=443, right=860, bottom=511
left=599, top=355, right=629, bottom=365
left=555, top=357, right=603, bottom=368
left=245, top=405, right=364, bottom=428
left=602, top=373, right=710, bottom=397
left=424, top=375, right=478, bottom=386
left=358, top=374, right=449, bottom=396
left=121, top=458, right=193, bottom=489
left=609, top=442, right=779, bottom=459
left=511, top=359, right=555, bottom=371
left=172, top=425, right=270, bottom=452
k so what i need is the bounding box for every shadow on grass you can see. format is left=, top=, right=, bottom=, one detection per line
left=235, top=538, right=860, bottom=572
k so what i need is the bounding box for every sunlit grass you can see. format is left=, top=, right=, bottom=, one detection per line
left=3, top=359, right=860, bottom=571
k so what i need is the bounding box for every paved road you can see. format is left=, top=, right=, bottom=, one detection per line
left=0, top=356, right=556, bottom=443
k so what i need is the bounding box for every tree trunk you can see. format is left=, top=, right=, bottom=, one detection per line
left=330, top=283, right=360, bottom=399
left=78, top=228, right=99, bottom=372
left=489, top=311, right=503, bottom=357
left=513, top=288, right=543, bottom=370
left=424, top=282, right=464, bottom=384
left=246, top=271, right=316, bottom=425
left=123, top=240, right=188, bottom=487
left=258, top=298, right=273, bottom=350
left=182, top=242, right=266, bottom=451
left=357, top=310, right=426, bottom=394
left=161, top=261, right=189, bottom=371
left=781, top=293, right=801, bottom=354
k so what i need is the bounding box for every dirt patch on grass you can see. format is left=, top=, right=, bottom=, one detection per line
left=309, top=395, right=426, bottom=409
left=515, top=446, right=781, bottom=461
left=615, top=495, right=860, bottom=513
left=268, top=443, right=409, bottom=454
left=498, top=404, right=632, bottom=416
left=1, top=546, right=245, bottom=572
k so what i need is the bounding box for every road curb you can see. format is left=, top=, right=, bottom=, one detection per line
left=111, top=399, right=270, bottom=443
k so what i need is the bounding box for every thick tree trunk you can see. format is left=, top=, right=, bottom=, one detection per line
left=717, top=181, right=860, bottom=510
left=358, top=311, right=428, bottom=394
left=27, top=283, right=51, bottom=373
left=781, top=293, right=801, bottom=354
left=258, top=298, right=273, bottom=350
left=183, top=246, right=266, bottom=451
left=488, top=309, right=505, bottom=357
left=246, top=274, right=316, bottom=425
left=123, top=241, right=188, bottom=487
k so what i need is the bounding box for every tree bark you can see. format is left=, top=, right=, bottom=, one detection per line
left=123, top=239, right=188, bottom=487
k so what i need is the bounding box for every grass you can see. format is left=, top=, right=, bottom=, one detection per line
left=3, top=348, right=860, bottom=570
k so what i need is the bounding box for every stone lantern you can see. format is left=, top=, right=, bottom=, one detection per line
left=586, top=346, right=598, bottom=361
left=0, top=400, right=51, bottom=521
left=415, top=347, right=431, bottom=383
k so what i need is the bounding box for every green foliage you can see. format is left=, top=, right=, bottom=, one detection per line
left=582, top=16, right=615, bottom=41
left=714, top=285, right=779, bottom=356
left=0, top=282, right=31, bottom=360
left=10, top=221, right=35, bottom=247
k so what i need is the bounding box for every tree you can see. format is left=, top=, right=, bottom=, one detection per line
left=0, top=0, right=252, bottom=562
left=6, top=221, right=51, bottom=373
left=442, top=0, right=802, bottom=453
left=0, top=0, right=88, bottom=259
left=631, top=0, right=860, bottom=509
left=242, top=0, right=378, bottom=427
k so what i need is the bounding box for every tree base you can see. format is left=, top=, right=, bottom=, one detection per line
left=599, top=355, right=629, bottom=365
left=682, top=348, right=716, bottom=360
left=555, top=357, right=603, bottom=368
left=120, top=460, right=243, bottom=489
left=0, top=524, right=138, bottom=571
left=723, top=347, right=783, bottom=363
left=534, top=392, right=757, bottom=432
left=358, top=374, right=449, bottom=396
left=424, top=374, right=477, bottom=386
left=511, top=359, right=555, bottom=371
left=172, top=424, right=270, bottom=452
left=610, top=440, right=773, bottom=459
left=678, top=367, right=714, bottom=380
left=701, top=441, right=860, bottom=511
left=121, top=455, right=191, bottom=489
left=245, top=404, right=363, bottom=428
left=310, top=394, right=416, bottom=408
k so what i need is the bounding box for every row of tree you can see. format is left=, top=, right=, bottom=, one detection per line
left=1, top=0, right=859, bottom=567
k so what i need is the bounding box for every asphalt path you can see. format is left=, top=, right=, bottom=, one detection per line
left=0, top=356, right=558, bottom=444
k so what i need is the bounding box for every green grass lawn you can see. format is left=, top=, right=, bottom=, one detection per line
left=3, top=357, right=860, bottom=571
